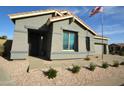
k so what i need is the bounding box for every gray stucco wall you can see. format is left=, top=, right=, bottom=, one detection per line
left=11, top=14, right=53, bottom=59
left=11, top=13, right=109, bottom=60
left=50, top=19, right=95, bottom=60
left=94, top=38, right=108, bottom=44
left=94, top=38, right=109, bottom=55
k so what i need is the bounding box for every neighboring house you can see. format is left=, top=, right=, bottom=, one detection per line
left=109, top=43, right=124, bottom=55
left=8, top=9, right=109, bottom=60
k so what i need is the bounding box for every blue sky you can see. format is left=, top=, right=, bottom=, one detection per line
left=0, top=6, right=124, bottom=44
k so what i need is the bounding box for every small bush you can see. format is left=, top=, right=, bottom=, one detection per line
left=89, top=63, right=96, bottom=71
left=84, top=57, right=90, bottom=61
left=27, top=65, right=30, bottom=73
left=0, top=35, right=7, bottom=39
left=113, top=61, right=119, bottom=67
left=119, top=51, right=124, bottom=56
left=120, top=62, right=124, bottom=65
left=111, top=52, right=115, bottom=55
left=44, top=68, right=57, bottom=79
left=102, top=62, right=109, bottom=69
left=95, top=56, right=98, bottom=58
left=70, top=65, right=81, bottom=73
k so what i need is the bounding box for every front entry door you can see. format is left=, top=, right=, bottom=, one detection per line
left=28, top=29, right=47, bottom=59
left=29, top=33, right=40, bottom=57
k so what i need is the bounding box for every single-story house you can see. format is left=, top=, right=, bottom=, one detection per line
left=8, top=9, right=109, bottom=60
left=109, top=43, right=124, bottom=55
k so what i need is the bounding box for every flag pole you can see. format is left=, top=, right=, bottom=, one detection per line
left=101, top=11, right=104, bottom=61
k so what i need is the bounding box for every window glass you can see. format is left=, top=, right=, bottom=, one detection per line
left=70, top=32, right=75, bottom=50
left=63, top=31, right=69, bottom=49
left=63, top=31, right=76, bottom=50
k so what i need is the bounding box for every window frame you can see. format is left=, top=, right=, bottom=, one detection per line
left=63, top=30, right=77, bottom=51
left=86, top=36, right=90, bottom=51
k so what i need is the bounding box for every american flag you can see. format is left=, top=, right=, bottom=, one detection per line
left=90, top=6, right=104, bottom=16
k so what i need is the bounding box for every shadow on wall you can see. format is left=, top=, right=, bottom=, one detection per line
left=3, top=40, right=13, bottom=60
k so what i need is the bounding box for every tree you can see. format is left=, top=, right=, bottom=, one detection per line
left=0, top=35, right=7, bottom=39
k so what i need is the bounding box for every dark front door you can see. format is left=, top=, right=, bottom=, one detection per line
left=29, top=33, right=41, bottom=57
left=28, top=29, right=48, bottom=59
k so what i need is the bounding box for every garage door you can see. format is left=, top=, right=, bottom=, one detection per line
left=94, top=44, right=103, bottom=55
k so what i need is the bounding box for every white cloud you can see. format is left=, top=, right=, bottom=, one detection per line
left=103, top=6, right=124, bottom=20
left=104, top=6, right=117, bottom=14
left=72, top=9, right=80, bottom=14
left=104, top=6, right=124, bottom=14
left=47, top=6, right=89, bottom=15
left=95, top=23, right=124, bottom=44
left=101, top=30, right=124, bottom=35
left=96, top=24, right=124, bottom=35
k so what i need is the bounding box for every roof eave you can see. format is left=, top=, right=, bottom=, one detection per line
left=94, top=36, right=109, bottom=40
left=8, top=10, right=61, bottom=20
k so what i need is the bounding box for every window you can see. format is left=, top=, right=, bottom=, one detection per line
left=63, top=31, right=77, bottom=50
left=86, top=36, right=90, bottom=51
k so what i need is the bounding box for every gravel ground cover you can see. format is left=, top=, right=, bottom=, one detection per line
left=0, top=55, right=124, bottom=86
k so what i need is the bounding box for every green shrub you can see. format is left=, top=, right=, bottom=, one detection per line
left=95, top=56, right=98, bottom=58
left=44, top=68, right=57, bottom=79
left=119, top=51, right=124, bottom=56
left=102, top=62, right=109, bottom=69
left=111, top=52, right=115, bottom=55
left=0, top=35, right=7, bottom=39
left=113, top=61, right=119, bottom=67
left=89, top=63, right=96, bottom=71
left=84, top=57, right=90, bottom=61
left=120, top=62, right=124, bottom=65
left=70, top=65, right=81, bottom=73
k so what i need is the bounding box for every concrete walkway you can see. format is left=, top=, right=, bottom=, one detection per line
left=86, top=77, right=124, bottom=86
left=0, top=66, right=16, bottom=86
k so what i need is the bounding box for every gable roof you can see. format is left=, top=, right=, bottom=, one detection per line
left=8, top=9, right=108, bottom=39
left=8, top=9, right=63, bottom=19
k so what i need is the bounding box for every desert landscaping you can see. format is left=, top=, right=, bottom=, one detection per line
left=0, top=54, right=124, bottom=86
